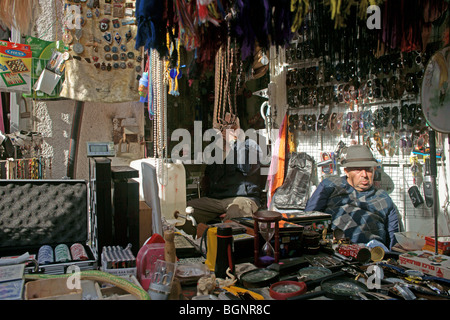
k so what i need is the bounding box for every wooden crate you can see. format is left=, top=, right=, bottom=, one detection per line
left=25, top=278, right=138, bottom=300
left=25, top=278, right=82, bottom=300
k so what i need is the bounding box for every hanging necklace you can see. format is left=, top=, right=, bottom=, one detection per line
left=157, top=51, right=168, bottom=186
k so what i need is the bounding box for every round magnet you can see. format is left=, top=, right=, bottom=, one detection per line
left=127, top=52, right=135, bottom=59
left=104, top=45, right=111, bottom=52
left=105, top=53, right=111, bottom=61
left=112, top=53, right=119, bottom=61
left=73, top=42, right=84, bottom=54
left=62, top=32, right=73, bottom=45
left=111, top=46, right=118, bottom=53
left=120, top=62, right=126, bottom=69
left=99, top=18, right=110, bottom=32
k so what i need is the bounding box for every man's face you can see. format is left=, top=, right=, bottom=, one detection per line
left=344, top=166, right=375, bottom=191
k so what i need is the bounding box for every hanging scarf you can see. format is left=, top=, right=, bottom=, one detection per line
left=267, top=113, right=288, bottom=208
left=235, top=0, right=271, bottom=60
left=135, top=0, right=167, bottom=56
left=272, top=0, right=293, bottom=48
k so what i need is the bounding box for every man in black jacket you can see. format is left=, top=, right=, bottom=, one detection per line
left=187, top=115, right=263, bottom=225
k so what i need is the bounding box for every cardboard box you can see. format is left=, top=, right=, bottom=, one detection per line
left=398, top=251, right=450, bottom=280
left=424, top=236, right=450, bottom=255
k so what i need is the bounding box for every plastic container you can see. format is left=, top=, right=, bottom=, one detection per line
left=130, top=158, right=187, bottom=229
left=394, top=231, right=426, bottom=251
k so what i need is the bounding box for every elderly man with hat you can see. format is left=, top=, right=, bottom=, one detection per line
left=305, top=145, right=399, bottom=249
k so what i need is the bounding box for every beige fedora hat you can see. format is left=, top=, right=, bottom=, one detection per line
left=340, top=145, right=378, bottom=168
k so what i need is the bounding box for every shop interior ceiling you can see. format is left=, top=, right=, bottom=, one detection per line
left=1, top=1, right=448, bottom=136
left=134, top=0, right=450, bottom=140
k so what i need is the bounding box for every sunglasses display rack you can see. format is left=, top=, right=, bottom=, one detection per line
left=281, top=27, right=446, bottom=233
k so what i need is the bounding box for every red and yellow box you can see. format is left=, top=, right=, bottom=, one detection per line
left=0, top=40, right=32, bottom=93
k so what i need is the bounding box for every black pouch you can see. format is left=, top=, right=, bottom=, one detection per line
left=408, top=185, right=424, bottom=208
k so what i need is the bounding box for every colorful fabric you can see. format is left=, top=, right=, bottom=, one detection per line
left=267, top=113, right=287, bottom=208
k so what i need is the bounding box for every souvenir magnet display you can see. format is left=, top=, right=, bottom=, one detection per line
left=99, top=18, right=110, bottom=32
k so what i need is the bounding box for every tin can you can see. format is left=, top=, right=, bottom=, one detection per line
left=55, top=244, right=72, bottom=262
left=38, top=245, right=54, bottom=265
left=70, top=243, right=88, bottom=261
left=338, top=244, right=371, bottom=263
left=370, top=246, right=385, bottom=262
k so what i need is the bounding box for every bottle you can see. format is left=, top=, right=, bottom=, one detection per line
left=214, top=226, right=234, bottom=279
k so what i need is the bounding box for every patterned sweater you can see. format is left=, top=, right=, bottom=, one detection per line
left=305, top=175, right=399, bottom=249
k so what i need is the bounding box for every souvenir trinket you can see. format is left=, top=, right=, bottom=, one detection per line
left=104, top=4, right=112, bottom=15
left=113, top=4, right=124, bottom=18
left=87, top=0, right=99, bottom=9
left=103, top=31, right=112, bottom=44
left=112, top=18, right=120, bottom=28
left=114, top=32, right=121, bottom=45
left=62, top=30, right=73, bottom=45
left=125, top=29, right=132, bottom=43
left=99, top=18, right=110, bottom=32
left=72, top=29, right=84, bottom=54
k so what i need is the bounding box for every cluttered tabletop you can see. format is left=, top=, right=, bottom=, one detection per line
left=1, top=217, right=449, bottom=301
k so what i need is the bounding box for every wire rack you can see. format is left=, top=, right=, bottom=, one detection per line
left=287, top=101, right=447, bottom=234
